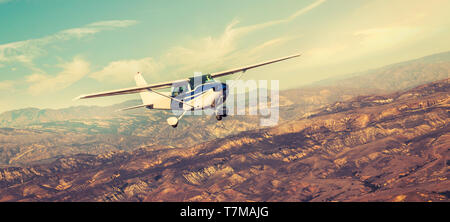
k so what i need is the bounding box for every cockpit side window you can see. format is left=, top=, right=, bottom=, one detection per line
left=171, top=82, right=190, bottom=97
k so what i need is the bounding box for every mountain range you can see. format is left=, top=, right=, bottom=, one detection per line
left=0, top=77, right=447, bottom=201
left=0, top=51, right=449, bottom=166
left=0, top=51, right=448, bottom=202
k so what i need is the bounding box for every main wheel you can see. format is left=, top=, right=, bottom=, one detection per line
left=222, top=106, right=228, bottom=117
left=216, top=106, right=227, bottom=117
left=216, top=115, right=222, bottom=121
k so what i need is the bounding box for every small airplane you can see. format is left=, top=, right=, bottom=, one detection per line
left=75, top=53, right=301, bottom=128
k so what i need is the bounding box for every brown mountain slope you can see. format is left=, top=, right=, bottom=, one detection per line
left=0, top=79, right=448, bottom=202
left=0, top=88, right=363, bottom=166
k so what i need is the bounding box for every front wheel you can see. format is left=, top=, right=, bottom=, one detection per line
left=215, top=115, right=222, bottom=121
left=167, top=117, right=179, bottom=128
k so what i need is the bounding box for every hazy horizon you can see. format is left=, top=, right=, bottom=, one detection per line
left=0, top=49, right=448, bottom=114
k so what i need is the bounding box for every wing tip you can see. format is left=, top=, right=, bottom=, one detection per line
left=291, top=52, right=302, bottom=58
left=72, top=95, right=85, bottom=101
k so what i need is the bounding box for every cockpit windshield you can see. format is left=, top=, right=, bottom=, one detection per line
left=188, top=74, right=214, bottom=90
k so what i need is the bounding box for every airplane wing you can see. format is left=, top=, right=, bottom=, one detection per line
left=210, top=53, right=301, bottom=78
left=74, top=78, right=189, bottom=100
left=75, top=53, right=301, bottom=100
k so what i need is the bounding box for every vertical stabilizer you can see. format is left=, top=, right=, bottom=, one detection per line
left=134, top=72, right=153, bottom=105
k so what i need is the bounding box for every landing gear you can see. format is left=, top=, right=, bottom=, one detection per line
left=215, top=106, right=227, bottom=121
left=167, top=117, right=179, bottom=128
left=167, top=110, right=187, bottom=128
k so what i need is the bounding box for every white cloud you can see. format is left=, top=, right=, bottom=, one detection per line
left=233, top=0, right=326, bottom=35
left=88, top=1, right=324, bottom=83
left=25, top=73, right=49, bottom=83
left=243, top=35, right=302, bottom=58
left=158, top=1, right=324, bottom=75
left=161, top=20, right=241, bottom=73
left=88, top=20, right=138, bottom=28
left=90, top=57, right=162, bottom=84
left=27, top=57, right=90, bottom=95
left=0, top=80, right=14, bottom=91
left=58, top=20, right=138, bottom=38
left=301, top=2, right=448, bottom=68
left=274, top=0, right=450, bottom=82
left=353, top=26, right=422, bottom=51
left=0, top=20, right=138, bottom=66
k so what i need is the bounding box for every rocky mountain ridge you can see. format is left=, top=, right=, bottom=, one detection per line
left=0, top=78, right=447, bottom=202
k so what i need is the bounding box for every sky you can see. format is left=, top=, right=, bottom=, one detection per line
left=0, top=0, right=449, bottom=113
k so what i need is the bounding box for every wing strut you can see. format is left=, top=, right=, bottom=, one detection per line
left=149, top=89, right=195, bottom=108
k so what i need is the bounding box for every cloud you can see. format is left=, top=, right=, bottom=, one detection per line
left=90, top=57, right=162, bottom=84
left=353, top=26, right=422, bottom=51
left=88, top=1, right=324, bottom=83
left=0, top=80, right=14, bottom=91
left=275, top=0, right=450, bottom=81
left=161, top=20, right=241, bottom=73
left=25, top=73, right=49, bottom=83
left=159, top=1, right=324, bottom=75
left=244, top=35, right=303, bottom=58
left=302, top=1, right=447, bottom=67
left=26, top=57, right=90, bottom=95
left=233, top=0, right=326, bottom=35
left=88, top=20, right=138, bottom=28
left=0, top=20, right=138, bottom=66
left=58, top=20, right=138, bottom=38
left=353, top=0, right=449, bottom=27
left=301, top=26, right=423, bottom=69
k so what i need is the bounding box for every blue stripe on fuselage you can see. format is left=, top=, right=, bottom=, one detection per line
left=181, top=82, right=223, bottom=102
left=170, top=82, right=227, bottom=110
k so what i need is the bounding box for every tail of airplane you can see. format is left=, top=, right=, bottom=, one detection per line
left=135, top=72, right=153, bottom=105
left=128, top=72, right=172, bottom=111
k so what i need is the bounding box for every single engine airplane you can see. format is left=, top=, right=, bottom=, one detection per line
left=75, top=53, right=301, bottom=128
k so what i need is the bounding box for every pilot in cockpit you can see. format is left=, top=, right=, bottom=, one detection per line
left=172, top=85, right=187, bottom=97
